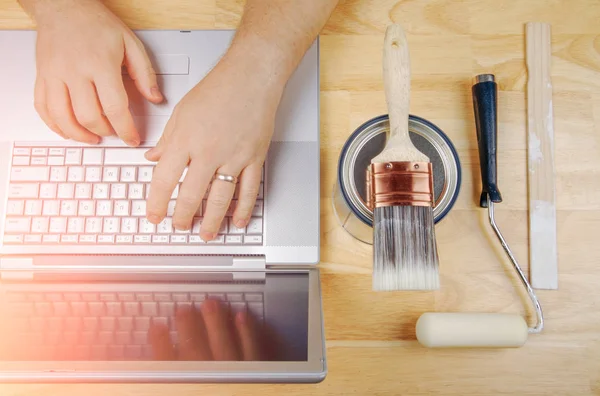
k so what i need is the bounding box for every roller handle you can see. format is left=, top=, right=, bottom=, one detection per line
left=472, top=74, right=502, bottom=208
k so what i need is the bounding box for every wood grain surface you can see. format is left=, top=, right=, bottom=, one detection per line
left=1, top=0, right=599, bottom=395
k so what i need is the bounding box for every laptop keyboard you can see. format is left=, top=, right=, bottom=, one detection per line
left=3, top=290, right=264, bottom=361
left=4, top=146, right=264, bottom=246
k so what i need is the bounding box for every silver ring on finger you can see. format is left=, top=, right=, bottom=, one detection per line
left=213, top=173, right=238, bottom=184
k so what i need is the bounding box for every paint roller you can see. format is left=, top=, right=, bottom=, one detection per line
left=415, top=74, right=544, bottom=348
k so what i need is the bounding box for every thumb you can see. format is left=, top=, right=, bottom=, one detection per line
left=124, top=36, right=164, bottom=104
left=145, top=132, right=168, bottom=162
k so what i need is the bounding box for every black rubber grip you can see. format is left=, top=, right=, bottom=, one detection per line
left=472, top=75, right=502, bottom=208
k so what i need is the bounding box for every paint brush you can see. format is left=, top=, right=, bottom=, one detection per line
left=369, top=23, right=439, bottom=291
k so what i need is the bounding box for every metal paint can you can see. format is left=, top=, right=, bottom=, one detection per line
left=333, top=114, right=461, bottom=244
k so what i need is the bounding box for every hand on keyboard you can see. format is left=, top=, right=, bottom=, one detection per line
left=27, top=0, right=163, bottom=146
left=148, top=299, right=264, bottom=361
left=144, top=53, right=283, bottom=241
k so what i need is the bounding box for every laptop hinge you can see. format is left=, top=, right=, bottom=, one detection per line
left=232, top=256, right=266, bottom=270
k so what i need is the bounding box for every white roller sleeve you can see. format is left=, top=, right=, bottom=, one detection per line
left=416, top=313, right=528, bottom=348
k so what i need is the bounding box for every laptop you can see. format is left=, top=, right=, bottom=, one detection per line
left=0, top=30, right=325, bottom=383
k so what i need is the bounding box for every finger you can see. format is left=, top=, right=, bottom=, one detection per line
left=46, top=79, right=100, bottom=144
left=201, top=299, right=241, bottom=361
left=175, top=304, right=211, bottom=361
left=95, top=70, right=140, bottom=146
left=34, top=77, right=66, bottom=138
left=232, top=163, right=262, bottom=228
left=172, top=161, right=214, bottom=231
left=70, top=80, right=114, bottom=137
left=235, top=309, right=263, bottom=361
left=148, top=323, right=176, bottom=361
left=146, top=146, right=188, bottom=224
left=144, top=133, right=167, bottom=162
left=124, top=35, right=163, bottom=103
left=201, top=168, right=238, bottom=241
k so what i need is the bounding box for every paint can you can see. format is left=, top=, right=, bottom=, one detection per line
left=333, top=114, right=461, bottom=244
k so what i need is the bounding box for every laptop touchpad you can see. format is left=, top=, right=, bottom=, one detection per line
left=124, top=75, right=190, bottom=117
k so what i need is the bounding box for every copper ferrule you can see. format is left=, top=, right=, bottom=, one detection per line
left=366, top=162, right=434, bottom=209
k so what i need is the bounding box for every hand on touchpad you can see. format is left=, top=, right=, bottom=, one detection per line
left=124, top=74, right=189, bottom=116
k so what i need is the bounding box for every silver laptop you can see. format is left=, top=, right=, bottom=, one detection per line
left=0, top=30, right=325, bottom=383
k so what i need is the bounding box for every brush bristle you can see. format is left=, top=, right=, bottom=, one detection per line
left=373, top=205, right=440, bottom=291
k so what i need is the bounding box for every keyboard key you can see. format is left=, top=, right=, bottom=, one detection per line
left=53, top=302, right=70, bottom=316
left=129, top=184, right=144, bottom=199
left=152, top=317, right=168, bottom=328
left=244, top=235, right=262, bottom=244
left=33, top=217, right=51, bottom=233
left=45, top=293, right=62, bottom=301
left=118, top=317, right=134, bottom=331
left=124, top=302, right=140, bottom=316
left=65, top=148, right=82, bottom=165
left=39, top=183, right=57, bottom=198
left=88, top=302, right=106, bottom=316
left=116, top=235, right=133, bottom=244
left=78, top=200, right=95, bottom=216
left=227, top=293, right=244, bottom=302
left=31, top=148, right=48, bottom=156
left=111, top=183, right=127, bottom=199
left=67, top=166, right=84, bottom=182
left=99, top=293, right=117, bottom=301
left=106, top=302, right=122, bottom=316
left=60, top=200, right=77, bottom=216
left=42, top=234, right=60, bottom=243
left=43, top=200, right=60, bottom=216
left=82, top=148, right=103, bottom=165
left=96, top=200, right=112, bottom=216
left=11, top=166, right=49, bottom=181
left=57, top=183, right=75, bottom=199
left=157, top=218, right=173, bottom=234
left=82, top=317, right=99, bottom=331
left=176, top=301, right=193, bottom=311
left=31, top=157, right=47, bottom=165
left=6, top=200, right=24, bottom=215
left=120, top=167, right=136, bottom=182
left=8, top=183, right=39, bottom=198
left=100, top=316, right=117, bottom=331
left=245, top=294, right=263, bottom=302
left=114, top=200, right=130, bottom=216
left=230, top=302, right=247, bottom=315
left=189, top=235, right=204, bottom=244
left=139, top=218, right=156, bottom=233
left=103, top=218, right=120, bottom=233
left=152, top=235, right=169, bottom=244
left=252, top=201, right=263, bottom=217
left=81, top=293, right=99, bottom=302
left=103, top=167, right=119, bottom=182
left=99, top=331, right=114, bottom=345
left=12, top=156, right=30, bottom=165
left=50, top=167, right=67, bottom=182
left=192, top=217, right=202, bottom=234
left=85, top=217, right=102, bottom=233
left=246, top=217, right=263, bottom=234
left=85, top=167, right=102, bottom=182
left=121, top=218, right=138, bottom=234
left=75, top=183, right=92, bottom=199
left=248, top=302, right=263, bottom=320
left=190, top=293, right=206, bottom=302
left=115, top=331, right=131, bottom=345
left=47, top=156, right=65, bottom=166
left=104, top=148, right=153, bottom=165
left=67, top=217, right=85, bottom=233
left=225, top=235, right=242, bottom=244
left=63, top=293, right=80, bottom=301
left=228, top=218, right=245, bottom=234
left=154, top=293, right=171, bottom=302
left=208, top=293, right=226, bottom=301
left=207, top=235, right=225, bottom=244
left=131, top=200, right=146, bottom=216
left=35, top=302, right=53, bottom=316
left=166, top=200, right=176, bottom=216
left=91, top=345, right=107, bottom=360
left=13, top=147, right=30, bottom=155
left=172, top=293, right=189, bottom=302
left=61, top=235, right=78, bottom=243
left=125, top=345, right=142, bottom=359
left=133, top=331, right=147, bottom=344
left=70, top=302, right=87, bottom=315
left=170, top=235, right=187, bottom=244
left=49, top=148, right=65, bottom=156
left=24, top=200, right=42, bottom=216
left=142, top=302, right=158, bottom=316
left=159, top=302, right=175, bottom=317
left=5, top=217, right=31, bottom=232
left=93, top=184, right=109, bottom=199
left=64, top=317, right=82, bottom=331
left=118, top=293, right=135, bottom=302
left=138, top=166, right=153, bottom=182
left=24, top=234, right=42, bottom=244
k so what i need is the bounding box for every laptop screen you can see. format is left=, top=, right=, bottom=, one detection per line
left=0, top=273, right=310, bottom=363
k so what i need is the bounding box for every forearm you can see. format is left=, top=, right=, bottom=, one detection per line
left=222, top=0, right=339, bottom=91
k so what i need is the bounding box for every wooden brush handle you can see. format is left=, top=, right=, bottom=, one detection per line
left=372, top=24, right=427, bottom=163
left=384, top=23, right=411, bottom=144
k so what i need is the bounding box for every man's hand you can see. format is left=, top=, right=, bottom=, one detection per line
left=145, top=53, right=281, bottom=240
left=21, top=0, right=163, bottom=146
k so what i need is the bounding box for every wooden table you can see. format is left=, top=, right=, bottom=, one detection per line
left=1, top=0, right=599, bottom=394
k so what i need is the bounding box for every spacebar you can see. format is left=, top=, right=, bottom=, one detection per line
left=104, top=149, right=155, bottom=165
